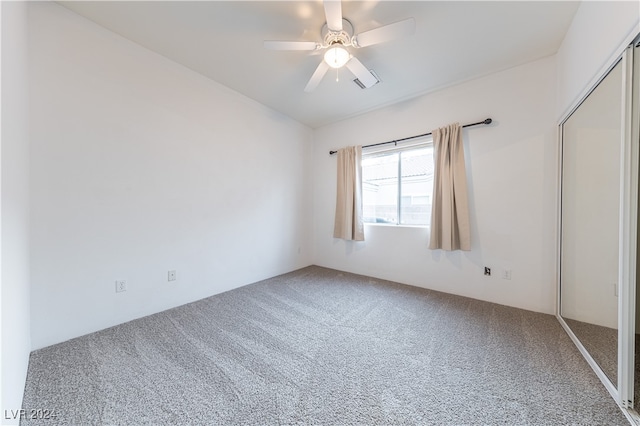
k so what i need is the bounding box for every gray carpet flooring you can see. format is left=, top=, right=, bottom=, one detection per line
left=563, top=318, right=618, bottom=388
left=22, top=266, right=628, bottom=425
left=563, top=318, right=640, bottom=412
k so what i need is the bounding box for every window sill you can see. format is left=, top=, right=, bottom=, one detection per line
left=364, top=222, right=429, bottom=230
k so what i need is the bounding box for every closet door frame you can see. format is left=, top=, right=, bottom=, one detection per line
left=619, top=41, right=638, bottom=411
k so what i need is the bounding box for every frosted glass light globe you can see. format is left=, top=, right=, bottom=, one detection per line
left=324, top=46, right=350, bottom=69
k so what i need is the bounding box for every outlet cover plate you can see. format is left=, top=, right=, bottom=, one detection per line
left=115, top=280, right=127, bottom=293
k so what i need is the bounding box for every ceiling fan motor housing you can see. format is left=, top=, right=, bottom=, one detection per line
left=321, top=19, right=354, bottom=48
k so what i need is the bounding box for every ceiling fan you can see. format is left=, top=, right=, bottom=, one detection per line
left=264, top=0, right=415, bottom=92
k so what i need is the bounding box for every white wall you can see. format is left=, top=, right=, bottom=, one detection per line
left=556, top=1, right=640, bottom=119
left=313, top=56, right=558, bottom=315
left=1, top=1, right=31, bottom=423
left=29, top=2, right=313, bottom=350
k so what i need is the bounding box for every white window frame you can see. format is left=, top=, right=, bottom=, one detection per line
left=361, top=139, right=433, bottom=228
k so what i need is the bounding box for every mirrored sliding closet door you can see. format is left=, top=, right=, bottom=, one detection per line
left=559, top=37, right=640, bottom=415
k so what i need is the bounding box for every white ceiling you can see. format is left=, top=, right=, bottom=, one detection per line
left=58, top=1, right=580, bottom=128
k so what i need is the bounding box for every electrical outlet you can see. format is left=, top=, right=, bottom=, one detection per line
left=502, top=269, right=512, bottom=280
left=168, top=270, right=177, bottom=282
left=484, top=267, right=491, bottom=276
left=115, top=280, right=127, bottom=293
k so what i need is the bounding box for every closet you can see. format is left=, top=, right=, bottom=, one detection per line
left=558, top=36, right=640, bottom=421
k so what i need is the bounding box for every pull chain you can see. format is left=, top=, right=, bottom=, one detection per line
left=336, top=68, right=339, bottom=82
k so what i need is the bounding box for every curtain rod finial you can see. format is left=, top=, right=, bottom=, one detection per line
left=483, top=118, right=492, bottom=125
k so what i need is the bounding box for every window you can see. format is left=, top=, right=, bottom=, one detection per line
left=362, top=145, right=434, bottom=226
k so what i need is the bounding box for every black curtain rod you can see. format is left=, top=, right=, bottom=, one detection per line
left=329, top=118, right=492, bottom=155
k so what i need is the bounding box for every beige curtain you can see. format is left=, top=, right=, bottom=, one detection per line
left=429, top=123, right=471, bottom=251
left=333, top=145, right=364, bottom=241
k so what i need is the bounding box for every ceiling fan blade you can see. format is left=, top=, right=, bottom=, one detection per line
left=264, top=41, right=319, bottom=51
left=345, top=56, right=378, bottom=89
left=323, top=0, right=343, bottom=32
left=304, top=61, right=330, bottom=92
left=354, top=18, right=416, bottom=48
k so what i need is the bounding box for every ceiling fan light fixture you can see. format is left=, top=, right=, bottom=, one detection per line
left=324, top=45, right=350, bottom=69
